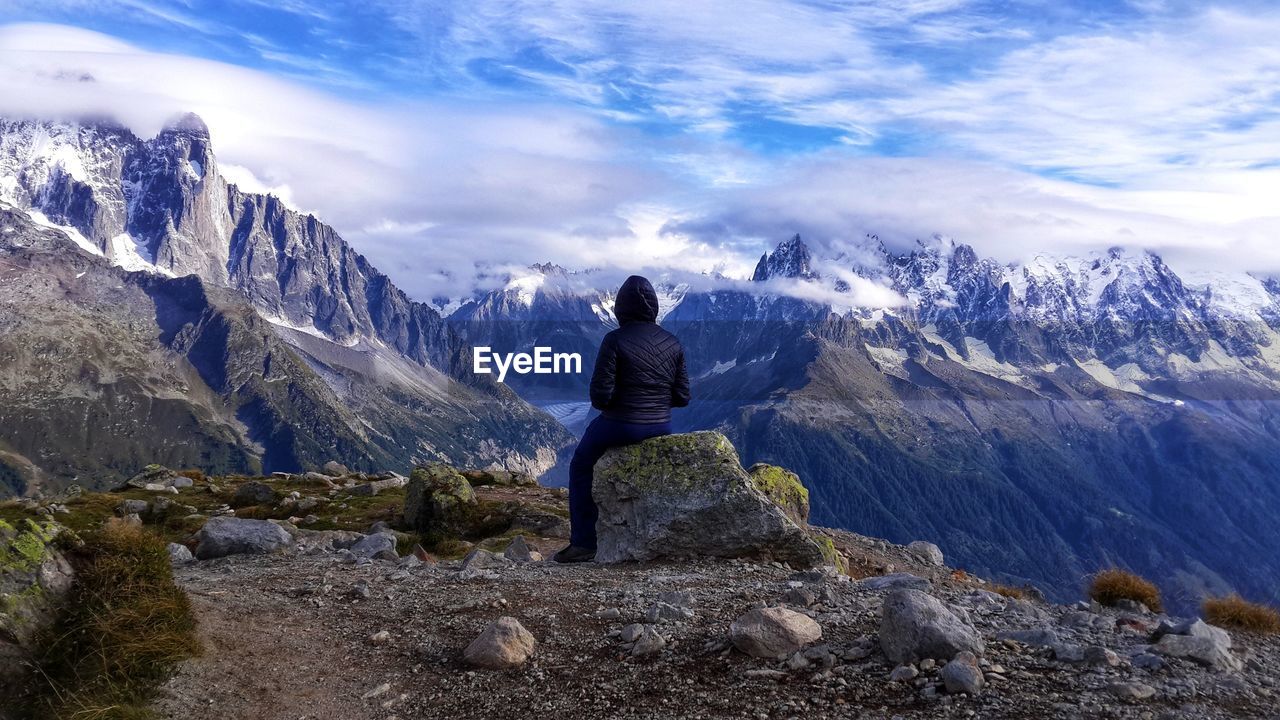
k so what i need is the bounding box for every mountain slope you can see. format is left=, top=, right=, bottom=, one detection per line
left=449, top=236, right=1280, bottom=609
left=0, top=116, right=572, bottom=492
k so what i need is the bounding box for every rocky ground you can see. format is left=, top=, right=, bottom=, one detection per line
left=149, top=525, right=1278, bottom=720
left=5, top=447, right=1279, bottom=720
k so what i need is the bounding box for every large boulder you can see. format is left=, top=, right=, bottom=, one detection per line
left=403, top=464, right=476, bottom=538
left=114, top=463, right=180, bottom=491
left=195, top=517, right=292, bottom=559
left=880, top=589, right=985, bottom=664
left=592, top=432, right=830, bottom=568
left=0, top=519, right=75, bottom=700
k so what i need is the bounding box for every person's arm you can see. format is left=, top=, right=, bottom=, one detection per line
left=590, top=334, right=618, bottom=411
left=671, top=347, right=690, bottom=408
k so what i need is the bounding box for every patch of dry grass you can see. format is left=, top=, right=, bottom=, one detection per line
left=28, top=519, right=200, bottom=720
left=1203, top=594, right=1280, bottom=634
left=987, top=583, right=1030, bottom=600
left=1088, top=568, right=1163, bottom=613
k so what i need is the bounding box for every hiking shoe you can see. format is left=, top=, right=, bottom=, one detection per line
left=552, top=545, right=596, bottom=563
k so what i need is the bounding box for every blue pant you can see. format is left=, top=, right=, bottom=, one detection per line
left=569, top=415, right=672, bottom=549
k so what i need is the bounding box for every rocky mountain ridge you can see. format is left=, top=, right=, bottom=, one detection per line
left=0, top=115, right=572, bottom=494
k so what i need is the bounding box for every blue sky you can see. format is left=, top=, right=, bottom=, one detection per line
left=1, top=0, right=1279, bottom=298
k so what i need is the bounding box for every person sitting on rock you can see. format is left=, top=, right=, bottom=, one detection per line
left=554, top=275, right=691, bottom=563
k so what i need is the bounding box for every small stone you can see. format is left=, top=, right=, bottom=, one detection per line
left=166, top=542, right=193, bottom=564
left=730, top=607, right=823, bottom=659
left=1051, top=643, right=1085, bottom=663
left=645, top=601, right=695, bottom=624
left=784, top=587, right=817, bottom=607
left=996, top=628, right=1060, bottom=647
left=1085, top=645, right=1120, bottom=667
left=322, top=460, right=350, bottom=477
left=657, top=590, right=695, bottom=608
left=854, top=573, right=930, bottom=592
left=620, top=623, right=644, bottom=643
left=349, top=532, right=398, bottom=560
left=503, top=535, right=542, bottom=563
left=117, top=499, right=149, bottom=516
left=941, top=652, right=984, bottom=696
left=462, top=617, right=536, bottom=669
left=1131, top=653, right=1164, bottom=671
left=458, top=548, right=513, bottom=578
left=631, top=626, right=667, bottom=657
left=907, top=541, right=944, bottom=567
left=889, top=664, right=920, bottom=682
left=1108, top=681, right=1157, bottom=701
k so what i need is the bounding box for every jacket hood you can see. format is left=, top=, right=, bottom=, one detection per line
left=614, top=275, right=659, bottom=325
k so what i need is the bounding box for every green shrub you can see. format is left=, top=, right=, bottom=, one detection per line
left=29, top=520, right=200, bottom=720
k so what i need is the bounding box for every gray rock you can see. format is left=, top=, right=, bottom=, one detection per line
left=194, top=517, right=292, bottom=559
left=166, top=542, right=194, bottom=565
left=645, top=601, right=695, bottom=623
left=171, top=476, right=194, bottom=489
left=458, top=548, right=512, bottom=579
left=941, top=651, right=984, bottom=695
left=889, top=664, right=919, bottom=682
left=231, top=481, right=277, bottom=508
left=0, top=517, right=75, bottom=698
left=1051, top=643, right=1086, bottom=663
left=854, top=573, right=930, bottom=592
left=1153, top=632, right=1242, bottom=671
left=880, top=589, right=984, bottom=664
left=1131, top=652, right=1165, bottom=671
left=907, top=541, right=945, bottom=567
left=322, top=461, right=350, bottom=477
left=783, top=587, right=816, bottom=607
left=117, top=464, right=178, bottom=490
left=1085, top=645, right=1120, bottom=667
left=730, top=606, right=823, bottom=658
left=503, top=535, right=542, bottom=563
left=620, top=623, right=644, bottom=643
left=1108, top=681, right=1157, bottom=701
left=1154, top=618, right=1231, bottom=647
left=349, top=532, right=398, bottom=560
left=631, top=626, right=667, bottom=657
left=462, top=616, right=536, bottom=669
left=403, top=464, right=476, bottom=535
left=657, top=590, right=696, bottom=608
left=116, top=499, right=149, bottom=516
left=996, top=628, right=1060, bottom=647
left=592, top=432, right=829, bottom=568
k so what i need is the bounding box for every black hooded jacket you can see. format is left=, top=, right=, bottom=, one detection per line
left=589, top=275, right=691, bottom=424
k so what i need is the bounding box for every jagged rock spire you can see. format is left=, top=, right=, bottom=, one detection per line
left=752, top=234, right=818, bottom=282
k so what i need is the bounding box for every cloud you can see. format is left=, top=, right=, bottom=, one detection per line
left=0, top=22, right=682, bottom=300
left=3, top=3, right=1280, bottom=306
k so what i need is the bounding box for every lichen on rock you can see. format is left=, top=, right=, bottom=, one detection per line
left=747, top=463, right=810, bottom=525
left=592, top=432, right=830, bottom=568
left=404, top=463, right=478, bottom=539
left=1, top=518, right=75, bottom=699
